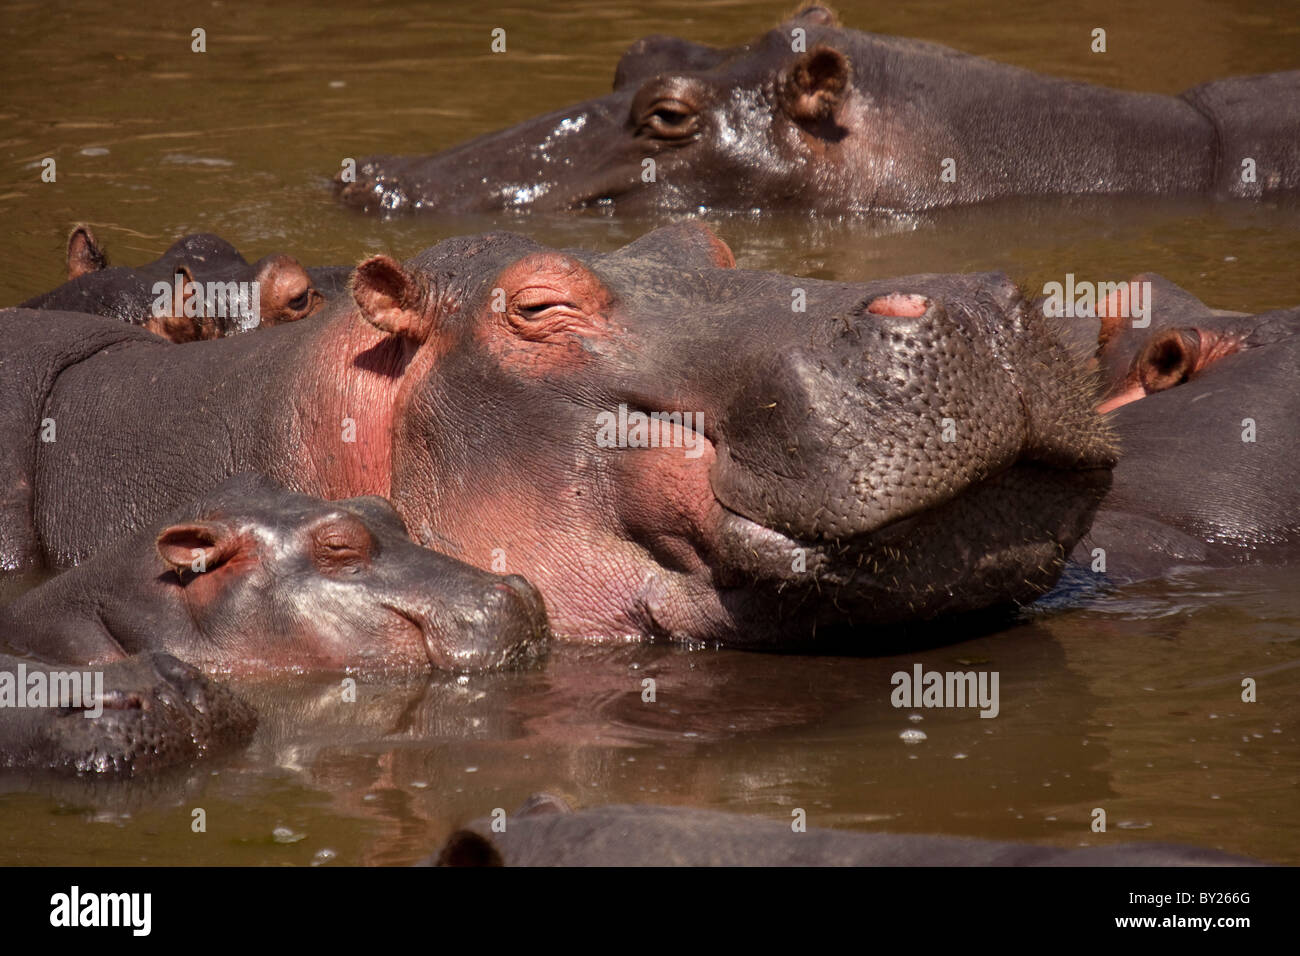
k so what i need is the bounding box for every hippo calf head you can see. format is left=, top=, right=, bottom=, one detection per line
left=330, top=223, right=1115, bottom=646
left=20, top=227, right=326, bottom=341
left=3, top=475, right=549, bottom=675
left=145, top=476, right=549, bottom=673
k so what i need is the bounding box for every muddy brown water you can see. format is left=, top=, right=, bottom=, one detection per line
left=0, top=0, right=1297, bottom=865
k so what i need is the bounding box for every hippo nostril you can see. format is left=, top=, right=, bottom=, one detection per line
left=865, top=293, right=930, bottom=318
left=1138, top=329, right=1198, bottom=393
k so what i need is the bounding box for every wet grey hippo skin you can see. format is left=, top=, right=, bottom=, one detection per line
left=427, top=796, right=1259, bottom=866
left=1063, top=277, right=1300, bottom=582
left=0, top=474, right=549, bottom=675
left=0, top=650, right=256, bottom=775
left=337, top=5, right=1300, bottom=216
left=17, top=226, right=327, bottom=342
left=0, top=224, right=1115, bottom=647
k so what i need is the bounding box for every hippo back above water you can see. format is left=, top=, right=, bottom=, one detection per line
left=338, top=6, right=1300, bottom=216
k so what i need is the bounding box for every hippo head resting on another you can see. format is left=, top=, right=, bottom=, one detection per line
left=323, top=224, right=1116, bottom=644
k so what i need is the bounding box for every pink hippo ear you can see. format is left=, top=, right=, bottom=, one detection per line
left=780, top=45, right=852, bottom=126
left=156, top=521, right=241, bottom=578
left=352, top=255, right=436, bottom=342
left=66, top=225, right=108, bottom=280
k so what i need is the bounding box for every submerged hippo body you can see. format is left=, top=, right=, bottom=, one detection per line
left=0, top=650, right=257, bottom=775
left=0, top=474, right=548, bottom=674
left=1067, top=278, right=1300, bottom=581
left=0, top=224, right=1115, bottom=648
left=429, top=797, right=1258, bottom=866
left=17, top=227, right=326, bottom=342
left=338, top=6, right=1300, bottom=216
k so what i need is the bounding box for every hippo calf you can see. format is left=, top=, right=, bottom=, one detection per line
left=17, top=226, right=327, bottom=342
left=429, top=796, right=1259, bottom=866
left=0, top=474, right=549, bottom=675
left=0, top=650, right=256, bottom=775
left=339, top=6, right=1300, bottom=216
left=1063, top=277, right=1300, bottom=581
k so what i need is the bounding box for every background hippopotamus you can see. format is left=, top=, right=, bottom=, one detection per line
left=0, top=224, right=1115, bottom=649
left=337, top=5, right=1300, bottom=216
left=427, top=795, right=1260, bottom=866
left=1064, top=277, right=1300, bottom=581
left=0, top=650, right=256, bottom=775
left=17, top=226, right=328, bottom=342
left=0, top=474, right=548, bottom=674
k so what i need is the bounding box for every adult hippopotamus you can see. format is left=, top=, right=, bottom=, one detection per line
left=17, top=227, right=327, bottom=342
left=0, top=224, right=1116, bottom=648
left=1, top=474, right=548, bottom=674
left=337, top=6, right=1300, bottom=216
left=427, top=795, right=1259, bottom=866
left=1065, top=277, right=1300, bottom=581
left=0, top=649, right=256, bottom=774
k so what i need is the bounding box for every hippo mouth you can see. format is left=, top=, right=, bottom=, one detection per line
left=708, top=459, right=1112, bottom=630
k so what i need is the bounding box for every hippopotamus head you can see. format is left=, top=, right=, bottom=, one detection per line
left=20, top=226, right=326, bottom=341
left=3, top=475, right=549, bottom=674
left=337, top=7, right=891, bottom=215
left=319, top=223, right=1115, bottom=646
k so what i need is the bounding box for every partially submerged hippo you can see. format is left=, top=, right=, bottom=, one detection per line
left=1065, top=277, right=1300, bottom=580
left=337, top=6, right=1300, bottom=216
left=0, top=224, right=1115, bottom=648
left=17, top=227, right=327, bottom=342
left=0, top=474, right=549, bottom=675
left=429, top=795, right=1258, bottom=866
left=0, top=650, right=256, bottom=775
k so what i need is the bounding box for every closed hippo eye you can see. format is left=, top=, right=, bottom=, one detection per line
left=287, top=289, right=312, bottom=313
left=310, top=516, right=373, bottom=572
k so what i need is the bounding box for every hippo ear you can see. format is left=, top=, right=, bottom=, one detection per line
left=352, top=255, right=436, bottom=342
left=66, top=225, right=108, bottom=280
left=780, top=45, right=852, bottom=126
left=157, top=521, right=241, bottom=579
left=792, top=5, right=839, bottom=27
left=147, top=265, right=218, bottom=343
left=434, top=830, right=505, bottom=867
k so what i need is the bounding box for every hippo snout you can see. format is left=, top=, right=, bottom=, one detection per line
left=416, top=573, right=550, bottom=672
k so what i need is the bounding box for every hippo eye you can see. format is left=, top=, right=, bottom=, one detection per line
left=639, top=99, right=700, bottom=139
left=506, top=292, right=588, bottom=339
left=288, top=291, right=311, bottom=312
left=312, top=521, right=372, bottom=573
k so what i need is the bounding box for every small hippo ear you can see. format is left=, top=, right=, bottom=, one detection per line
left=434, top=830, right=505, bottom=867
left=157, top=521, right=241, bottom=578
left=66, top=225, right=108, bottom=280
left=352, top=255, right=435, bottom=342
left=781, top=45, right=852, bottom=125
left=147, top=265, right=218, bottom=343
